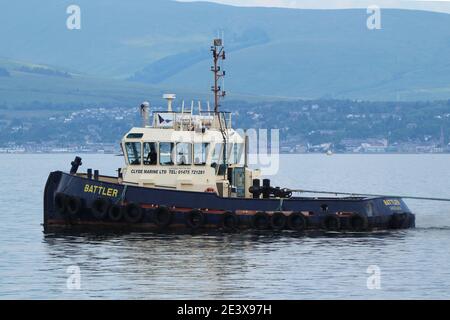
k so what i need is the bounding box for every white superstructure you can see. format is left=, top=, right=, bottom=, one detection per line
left=119, top=96, right=259, bottom=198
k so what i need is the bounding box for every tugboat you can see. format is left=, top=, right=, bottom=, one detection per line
left=43, top=39, right=415, bottom=233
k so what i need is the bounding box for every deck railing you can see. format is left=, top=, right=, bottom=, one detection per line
left=152, top=111, right=232, bottom=130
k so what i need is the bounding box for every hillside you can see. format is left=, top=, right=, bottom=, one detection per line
left=0, top=58, right=209, bottom=109
left=1, top=1, right=450, bottom=101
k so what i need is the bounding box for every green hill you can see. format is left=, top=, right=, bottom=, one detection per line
left=0, top=59, right=163, bottom=108
left=0, top=58, right=268, bottom=110
left=2, top=1, right=450, bottom=101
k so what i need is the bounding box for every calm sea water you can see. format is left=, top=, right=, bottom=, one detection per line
left=0, top=153, right=450, bottom=299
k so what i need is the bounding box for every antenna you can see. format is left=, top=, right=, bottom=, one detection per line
left=140, top=101, right=150, bottom=127
left=163, top=93, right=176, bottom=112
left=210, top=37, right=228, bottom=179
left=211, top=38, right=226, bottom=113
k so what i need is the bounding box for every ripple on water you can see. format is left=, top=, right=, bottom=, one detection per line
left=1, top=154, right=450, bottom=299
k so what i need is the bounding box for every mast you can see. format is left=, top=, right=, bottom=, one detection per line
left=211, top=38, right=226, bottom=113
left=211, top=38, right=227, bottom=178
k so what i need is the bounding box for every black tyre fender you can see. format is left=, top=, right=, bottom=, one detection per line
left=390, top=213, right=406, bottom=229
left=65, top=196, right=83, bottom=217
left=220, top=211, right=239, bottom=231
left=91, top=198, right=110, bottom=220
left=185, top=209, right=206, bottom=229
left=287, top=212, right=307, bottom=231
left=153, top=206, right=173, bottom=228
left=54, top=192, right=67, bottom=214
left=270, top=212, right=287, bottom=230
left=406, top=213, right=415, bottom=228
left=322, top=214, right=341, bottom=231
left=402, top=213, right=411, bottom=228
left=350, top=213, right=369, bottom=231
left=123, top=203, right=144, bottom=223
left=108, top=204, right=124, bottom=222
left=402, top=212, right=416, bottom=229
left=252, top=211, right=270, bottom=230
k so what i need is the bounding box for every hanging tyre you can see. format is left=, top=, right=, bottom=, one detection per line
left=108, top=204, right=123, bottom=222
left=91, top=198, right=110, bottom=220
left=406, top=213, right=415, bottom=228
left=153, top=206, right=173, bottom=228
left=185, top=209, right=206, bottom=230
left=252, top=212, right=270, bottom=230
left=270, top=212, right=287, bottom=230
left=220, top=211, right=239, bottom=231
left=287, top=212, right=307, bottom=231
left=350, top=213, right=368, bottom=231
left=323, top=214, right=340, bottom=231
left=65, top=196, right=83, bottom=217
left=390, top=213, right=406, bottom=229
left=123, top=203, right=144, bottom=223
left=54, top=192, right=67, bottom=214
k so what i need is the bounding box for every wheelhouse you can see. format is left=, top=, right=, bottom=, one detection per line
left=119, top=101, right=259, bottom=198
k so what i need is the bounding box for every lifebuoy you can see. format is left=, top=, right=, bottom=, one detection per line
left=252, top=211, right=270, bottom=230
left=153, top=206, right=173, bottom=228
left=91, top=198, right=110, bottom=220
left=205, top=187, right=216, bottom=193
left=54, top=192, right=67, bottom=214
left=322, top=214, right=340, bottom=231
left=65, top=196, right=83, bottom=217
left=270, top=212, right=287, bottom=230
left=287, top=212, right=307, bottom=231
left=220, top=211, right=239, bottom=231
left=350, top=213, right=368, bottom=231
left=124, top=203, right=144, bottom=223
left=186, top=209, right=206, bottom=229
left=108, top=204, right=123, bottom=222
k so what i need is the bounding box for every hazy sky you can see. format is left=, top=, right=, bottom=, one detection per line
left=178, top=0, right=450, bottom=13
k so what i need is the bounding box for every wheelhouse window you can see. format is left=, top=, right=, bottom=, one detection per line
left=194, top=143, right=209, bottom=165
left=143, top=142, right=157, bottom=165
left=159, top=142, right=174, bottom=165
left=176, top=143, right=192, bottom=165
left=125, top=142, right=142, bottom=165
left=228, top=143, right=244, bottom=165
left=211, top=143, right=223, bottom=167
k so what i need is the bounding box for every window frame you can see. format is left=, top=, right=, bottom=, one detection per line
left=211, top=142, right=223, bottom=167
left=176, top=142, right=193, bottom=166
left=143, top=142, right=158, bottom=166
left=159, top=142, right=175, bottom=166
left=233, top=143, right=245, bottom=165
left=193, top=143, right=209, bottom=166
left=125, top=141, right=142, bottom=166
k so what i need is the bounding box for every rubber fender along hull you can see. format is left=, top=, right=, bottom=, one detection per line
left=43, top=171, right=415, bottom=233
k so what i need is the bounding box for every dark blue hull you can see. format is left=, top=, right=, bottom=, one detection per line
left=43, top=171, right=415, bottom=233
